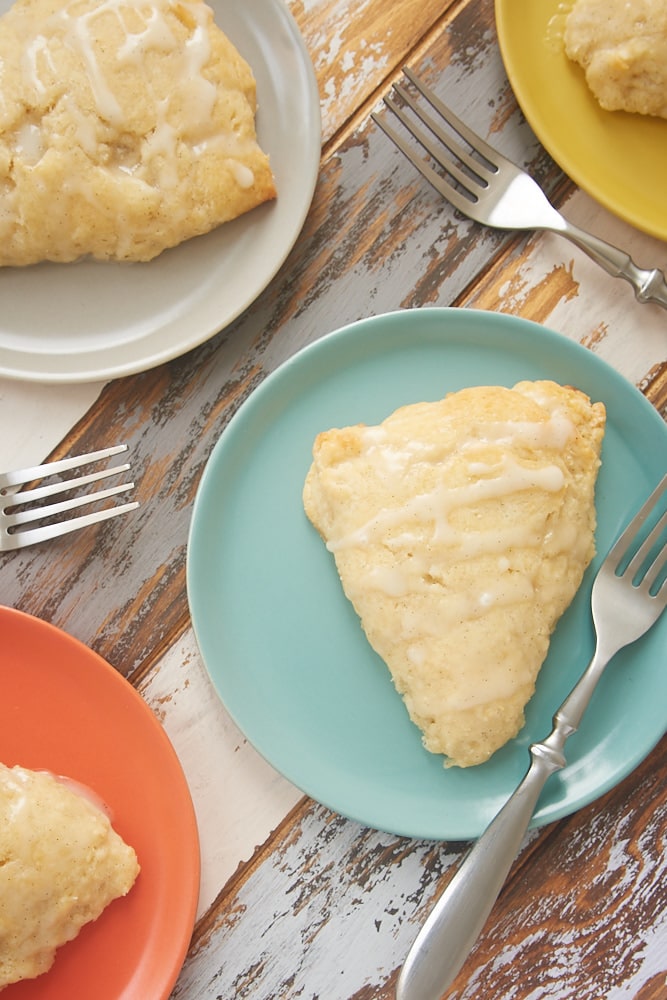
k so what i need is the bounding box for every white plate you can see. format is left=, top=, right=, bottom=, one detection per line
left=0, top=0, right=321, bottom=383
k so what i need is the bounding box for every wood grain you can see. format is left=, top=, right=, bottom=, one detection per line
left=291, top=0, right=454, bottom=144
left=444, top=734, right=667, bottom=999
left=0, top=0, right=664, bottom=997
left=170, top=734, right=667, bottom=999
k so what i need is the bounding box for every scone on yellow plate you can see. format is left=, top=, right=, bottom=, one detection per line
left=303, top=381, right=605, bottom=768
left=0, top=0, right=277, bottom=264
left=0, top=762, right=140, bottom=989
left=564, top=0, right=667, bottom=119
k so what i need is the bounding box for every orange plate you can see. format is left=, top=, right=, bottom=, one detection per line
left=0, top=606, right=200, bottom=999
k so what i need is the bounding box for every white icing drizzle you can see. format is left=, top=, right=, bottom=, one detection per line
left=10, top=0, right=255, bottom=192
left=23, top=35, right=55, bottom=96
left=226, top=160, right=255, bottom=188
left=116, top=4, right=177, bottom=60
left=62, top=93, right=99, bottom=156
left=142, top=96, right=179, bottom=186
left=15, top=123, right=44, bottom=164
left=327, top=455, right=567, bottom=554
left=324, top=405, right=591, bottom=711
left=63, top=0, right=125, bottom=124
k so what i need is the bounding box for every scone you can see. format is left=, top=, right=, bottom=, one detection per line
left=303, top=381, right=605, bottom=768
left=0, top=0, right=277, bottom=264
left=564, top=0, right=667, bottom=119
left=0, top=763, right=140, bottom=989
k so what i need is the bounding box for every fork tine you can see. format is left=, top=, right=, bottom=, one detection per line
left=402, top=67, right=501, bottom=167
left=383, top=92, right=482, bottom=196
left=5, top=482, right=136, bottom=528
left=639, top=512, right=667, bottom=596
left=2, top=463, right=131, bottom=507
left=608, top=475, right=667, bottom=577
left=624, top=506, right=667, bottom=596
left=391, top=82, right=490, bottom=186
left=371, top=110, right=477, bottom=218
left=6, top=501, right=140, bottom=551
left=0, top=445, right=129, bottom=492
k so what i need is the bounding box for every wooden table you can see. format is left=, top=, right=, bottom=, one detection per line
left=1, top=0, right=666, bottom=997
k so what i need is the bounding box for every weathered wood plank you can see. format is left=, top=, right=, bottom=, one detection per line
left=171, top=803, right=472, bottom=1000
left=443, top=734, right=667, bottom=1000
left=169, top=734, right=667, bottom=999
left=291, top=0, right=454, bottom=143
left=137, top=630, right=302, bottom=919
left=462, top=187, right=667, bottom=380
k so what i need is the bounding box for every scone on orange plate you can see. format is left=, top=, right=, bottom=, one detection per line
left=0, top=762, right=140, bottom=989
left=0, top=0, right=276, bottom=264
left=303, top=381, right=605, bottom=768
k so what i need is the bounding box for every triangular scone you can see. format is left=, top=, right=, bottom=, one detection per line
left=303, top=381, right=605, bottom=768
left=0, top=763, right=140, bottom=988
left=0, top=0, right=276, bottom=264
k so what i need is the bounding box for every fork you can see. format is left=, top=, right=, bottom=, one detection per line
left=396, top=473, right=667, bottom=1000
left=372, top=68, right=667, bottom=310
left=0, top=445, right=139, bottom=551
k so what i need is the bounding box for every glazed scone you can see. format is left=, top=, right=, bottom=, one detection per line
left=303, top=381, right=605, bottom=768
left=0, top=763, right=140, bottom=989
left=564, top=0, right=667, bottom=119
left=0, top=0, right=277, bottom=264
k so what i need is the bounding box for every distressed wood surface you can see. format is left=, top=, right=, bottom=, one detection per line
left=0, top=0, right=665, bottom=998
left=2, top=0, right=664, bottom=670
left=170, top=734, right=667, bottom=1000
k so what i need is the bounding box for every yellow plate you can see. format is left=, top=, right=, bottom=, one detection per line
left=495, top=0, right=667, bottom=240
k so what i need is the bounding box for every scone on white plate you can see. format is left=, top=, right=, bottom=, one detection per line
left=0, top=0, right=277, bottom=264
left=564, top=0, right=667, bottom=119
left=0, top=762, right=140, bottom=989
left=303, top=381, right=605, bottom=768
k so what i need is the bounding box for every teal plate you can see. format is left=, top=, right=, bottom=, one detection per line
left=187, top=308, right=667, bottom=841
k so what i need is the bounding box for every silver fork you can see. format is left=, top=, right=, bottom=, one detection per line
left=396, top=473, right=667, bottom=1000
left=372, top=68, right=667, bottom=310
left=0, top=445, right=139, bottom=551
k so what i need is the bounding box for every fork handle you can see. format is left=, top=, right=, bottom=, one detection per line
left=557, top=219, right=667, bottom=309
left=396, top=647, right=609, bottom=1000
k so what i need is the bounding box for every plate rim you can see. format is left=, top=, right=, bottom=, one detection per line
left=187, top=306, right=667, bottom=841
left=0, top=0, right=321, bottom=383
left=0, top=605, right=200, bottom=999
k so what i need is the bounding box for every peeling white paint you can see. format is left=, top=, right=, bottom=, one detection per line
left=139, top=631, right=302, bottom=918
